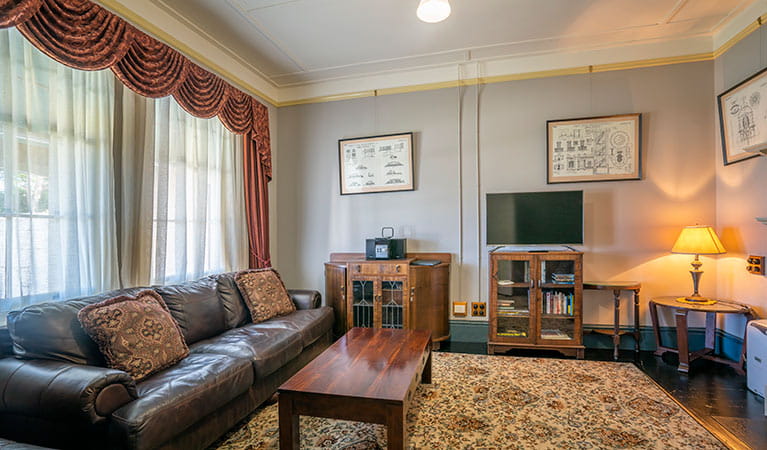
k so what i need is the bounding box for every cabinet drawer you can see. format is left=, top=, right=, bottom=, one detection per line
left=349, top=262, right=408, bottom=275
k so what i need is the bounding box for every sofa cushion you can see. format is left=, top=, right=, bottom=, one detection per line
left=7, top=287, right=147, bottom=365
left=235, top=268, right=295, bottom=323
left=155, top=276, right=228, bottom=344
left=250, top=307, right=333, bottom=348
left=77, top=290, right=189, bottom=381
left=216, top=273, right=250, bottom=328
left=109, top=353, right=252, bottom=450
left=190, top=325, right=302, bottom=379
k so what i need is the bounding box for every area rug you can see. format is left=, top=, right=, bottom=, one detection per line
left=212, top=352, right=724, bottom=449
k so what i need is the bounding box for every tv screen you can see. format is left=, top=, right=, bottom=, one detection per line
left=486, top=191, right=583, bottom=245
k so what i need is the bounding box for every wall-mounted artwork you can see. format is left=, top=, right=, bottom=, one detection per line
left=546, top=114, right=642, bottom=184
left=338, top=132, right=414, bottom=195
left=717, top=66, right=767, bottom=165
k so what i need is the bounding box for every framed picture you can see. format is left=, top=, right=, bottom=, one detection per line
left=338, top=132, right=414, bottom=195
left=546, top=113, right=642, bottom=184
left=717, top=66, right=767, bottom=165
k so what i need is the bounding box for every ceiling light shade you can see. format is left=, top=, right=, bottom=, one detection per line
left=417, top=0, right=451, bottom=23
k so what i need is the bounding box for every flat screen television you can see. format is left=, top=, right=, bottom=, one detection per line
left=486, top=191, right=583, bottom=245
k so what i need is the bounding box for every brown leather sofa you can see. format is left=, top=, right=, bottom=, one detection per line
left=0, top=272, right=333, bottom=450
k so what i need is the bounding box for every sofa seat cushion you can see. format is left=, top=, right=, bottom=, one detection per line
left=109, top=353, right=252, bottom=450
left=190, top=325, right=302, bottom=379
left=250, top=307, right=333, bottom=348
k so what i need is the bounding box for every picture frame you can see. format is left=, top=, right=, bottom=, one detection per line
left=338, top=132, right=414, bottom=195
left=546, top=113, right=642, bottom=184
left=717, top=66, right=767, bottom=165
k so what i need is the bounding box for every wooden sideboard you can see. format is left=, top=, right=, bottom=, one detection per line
left=324, top=252, right=450, bottom=347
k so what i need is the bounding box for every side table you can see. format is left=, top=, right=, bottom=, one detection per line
left=649, top=296, right=757, bottom=374
left=584, top=281, right=641, bottom=361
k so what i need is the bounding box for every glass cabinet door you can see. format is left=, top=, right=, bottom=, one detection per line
left=538, top=258, right=576, bottom=342
left=493, top=258, right=533, bottom=340
left=380, top=279, right=405, bottom=329
left=350, top=278, right=375, bottom=328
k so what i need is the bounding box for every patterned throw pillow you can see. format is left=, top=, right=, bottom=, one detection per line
left=77, top=290, right=189, bottom=381
left=235, top=268, right=296, bottom=323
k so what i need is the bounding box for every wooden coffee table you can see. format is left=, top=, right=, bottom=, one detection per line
left=278, top=327, right=432, bottom=449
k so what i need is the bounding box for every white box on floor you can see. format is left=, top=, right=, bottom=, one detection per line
left=746, top=320, right=767, bottom=402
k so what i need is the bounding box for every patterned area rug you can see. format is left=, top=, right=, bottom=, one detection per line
left=212, top=352, right=724, bottom=449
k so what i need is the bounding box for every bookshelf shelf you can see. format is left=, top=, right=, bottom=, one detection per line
left=488, top=250, right=584, bottom=359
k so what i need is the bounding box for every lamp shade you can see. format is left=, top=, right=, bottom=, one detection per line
left=671, top=225, right=726, bottom=255
left=417, top=0, right=451, bottom=23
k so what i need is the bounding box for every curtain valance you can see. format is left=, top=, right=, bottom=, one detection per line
left=0, top=0, right=271, bottom=179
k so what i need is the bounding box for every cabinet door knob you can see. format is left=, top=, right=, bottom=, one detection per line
left=396, top=265, right=401, bottom=273
left=355, top=265, right=361, bottom=272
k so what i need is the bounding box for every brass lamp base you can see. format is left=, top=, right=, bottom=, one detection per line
left=676, top=296, right=717, bottom=305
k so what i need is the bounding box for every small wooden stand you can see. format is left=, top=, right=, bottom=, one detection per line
left=649, top=296, right=757, bottom=374
left=584, top=281, right=641, bottom=361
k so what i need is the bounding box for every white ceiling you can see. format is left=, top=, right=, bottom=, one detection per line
left=104, top=0, right=766, bottom=103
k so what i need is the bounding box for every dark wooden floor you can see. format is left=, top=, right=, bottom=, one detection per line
left=439, top=342, right=767, bottom=450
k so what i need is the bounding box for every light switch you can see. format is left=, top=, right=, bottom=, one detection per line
left=747, top=255, right=765, bottom=275
left=453, top=302, right=467, bottom=317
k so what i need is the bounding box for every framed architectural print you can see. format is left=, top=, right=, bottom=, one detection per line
left=547, top=113, right=642, bottom=184
left=338, top=132, right=414, bottom=195
left=717, top=66, right=767, bottom=165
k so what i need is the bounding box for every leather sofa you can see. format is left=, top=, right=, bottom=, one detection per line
left=0, top=272, right=333, bottom=450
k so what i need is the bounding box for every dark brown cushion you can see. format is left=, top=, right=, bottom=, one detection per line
left=216, top=273, right=250, bottom=328
left=155, top=276, right=228, bottom=344
left=235, top=268, right=295, bottom=324
left=77, top=290, right=189, bottom=381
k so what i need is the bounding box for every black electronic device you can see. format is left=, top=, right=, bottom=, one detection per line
left=486, top=191, right=583, bottom=245
left=365, top=227, right=407, bottom=260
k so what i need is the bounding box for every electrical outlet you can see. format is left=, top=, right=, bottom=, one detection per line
left=747, top=255, right=765, bottom=275
left=453, top=302, right=468, bottom=317
left=471, top=302, right=486, bottom=317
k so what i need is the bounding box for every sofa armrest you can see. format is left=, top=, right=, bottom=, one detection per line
left=288, top=289, right=321, bottom=310
left=0, top=358, right=137, bottom=425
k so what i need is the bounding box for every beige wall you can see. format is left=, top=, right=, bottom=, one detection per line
left=275, top=60, right=727, bottom=329
left=714, top=30, right=767, bottom=336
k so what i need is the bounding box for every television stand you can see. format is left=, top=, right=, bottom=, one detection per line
left=487, top=249, right=584, bottom=359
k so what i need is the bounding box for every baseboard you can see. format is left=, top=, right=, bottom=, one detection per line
left=449, top=320, right=744, bottom=361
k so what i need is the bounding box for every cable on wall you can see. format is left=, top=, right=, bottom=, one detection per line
left=456, top=63, right=464, bottom=307
left=475, top=61, right=482, bottom=305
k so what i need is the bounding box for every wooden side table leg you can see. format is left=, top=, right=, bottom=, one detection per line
left=650, top=301, right=663, bottom=356
left=278, top=393, right=299, bottom=450
left=633, top=289, right=641, bottom=356
left=387, top=404, right=406, bottom=450
left=704, top=312, right=716, bottom=353
left=675, top=309, right=691, bottom=373
left=613, top=289, right=621, bottom=361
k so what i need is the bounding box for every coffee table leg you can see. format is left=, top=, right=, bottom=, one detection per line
left=387, top=404, right=406, bottom=450
left=422, top=349, right=432, bottom=384
left=278, top=393, right=299, bottom=450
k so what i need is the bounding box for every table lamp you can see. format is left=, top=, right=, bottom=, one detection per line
left=671, top=225, right=726, bottom=305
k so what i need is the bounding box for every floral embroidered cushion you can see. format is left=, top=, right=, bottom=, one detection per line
left=77, top=290, right=189, bottom=381
left=234, top=268, right=295, bottom=323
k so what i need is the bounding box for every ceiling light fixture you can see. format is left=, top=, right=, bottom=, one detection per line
left=417, top=0, right=451, bottom=23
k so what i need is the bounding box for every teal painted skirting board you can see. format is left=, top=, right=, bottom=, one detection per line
left=449, top=320, right=744, bottom=362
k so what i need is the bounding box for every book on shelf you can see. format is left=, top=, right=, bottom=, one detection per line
left=543, top=291, right=574, bottom=315
left=497, top=330, right=527, bottom=337
left=540, top=329, right=571, bottom=339
left=552, top=273, right=575, bottom=284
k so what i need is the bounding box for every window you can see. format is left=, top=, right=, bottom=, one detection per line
left=0, top=28, right=118, bottom=324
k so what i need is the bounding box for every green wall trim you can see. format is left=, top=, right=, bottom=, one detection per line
left=449, top=320, right=744, bottom=361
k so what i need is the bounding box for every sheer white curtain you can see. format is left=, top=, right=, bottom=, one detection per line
left=116, top=86, right=248, bottom=286
left=0, top=28, right=118, bottom=323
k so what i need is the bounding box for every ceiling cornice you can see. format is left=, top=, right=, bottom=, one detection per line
left=94, top=0, right=767, bottom=108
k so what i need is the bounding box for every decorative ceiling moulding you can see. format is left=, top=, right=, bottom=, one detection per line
left=1, top=0, right=272, bottom=177
left=92, top=1, right=767, bottom=106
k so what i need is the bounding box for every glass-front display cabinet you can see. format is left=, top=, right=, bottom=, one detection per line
left=488, top=250, right=584, bottom=358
